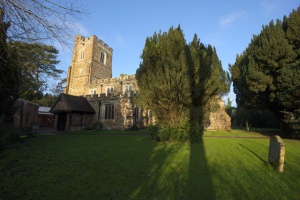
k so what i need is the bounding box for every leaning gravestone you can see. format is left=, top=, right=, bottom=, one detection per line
left=268, top=135, right=285, bottom=172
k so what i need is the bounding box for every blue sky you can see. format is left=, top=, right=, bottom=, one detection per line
left=57, top=0, right=300, bottom=106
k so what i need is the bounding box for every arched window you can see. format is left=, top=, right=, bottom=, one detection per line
left=105, top=86, right=114, bottom=96
left=100, top=51, right=106, bottom=64
left=80, top=50, right=84, bottom=59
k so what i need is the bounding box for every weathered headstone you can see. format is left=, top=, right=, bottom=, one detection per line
left=268, top=135, right=285, bottom=172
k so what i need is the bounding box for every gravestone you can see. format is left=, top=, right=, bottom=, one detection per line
left=268, top=135, right=285, bottom=172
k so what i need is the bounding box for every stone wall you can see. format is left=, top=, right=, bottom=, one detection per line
left=86, top=93, right=139, bottom=130
left=205, top=99, right=231, bottom=131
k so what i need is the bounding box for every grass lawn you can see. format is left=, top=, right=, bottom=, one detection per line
left=0, top=129, right=299, bottom=200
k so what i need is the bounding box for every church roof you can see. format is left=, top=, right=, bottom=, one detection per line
left=50, top=93, right=95, bottom=114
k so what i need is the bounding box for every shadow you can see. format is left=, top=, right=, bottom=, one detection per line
left=130, top=136, right=215, bottom=199
left=130, top=141, right=188, bottom=199
left=239, top=143, right=268, bottom=166
left=186, top=137, right=215, bottom=199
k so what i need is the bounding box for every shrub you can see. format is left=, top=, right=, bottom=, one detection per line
left=148, top=118, right=203, bottom=142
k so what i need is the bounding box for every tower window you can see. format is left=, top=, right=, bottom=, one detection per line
left=79, top=69, right=83, bottom=76
left=100, top=52, right=106, bottom=64
left=80, top=50, right=85, bottom=59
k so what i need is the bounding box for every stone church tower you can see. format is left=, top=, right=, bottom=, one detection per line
left=65, top=35, right=113, bottom=96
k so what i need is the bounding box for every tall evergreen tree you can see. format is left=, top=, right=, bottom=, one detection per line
left=284, top=7, right=300, bottom=60
left=137, top=26, right=230, bottom=141
left=230, top=7, right=300, bottom=137
left=137, top=27, right=190, bottom=126
left=9, top=42, right=62, bottom=101
left=188, top=34, right=231, bottom=124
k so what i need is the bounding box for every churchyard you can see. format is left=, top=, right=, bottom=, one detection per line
left=0, top=129, right=299, bottom=200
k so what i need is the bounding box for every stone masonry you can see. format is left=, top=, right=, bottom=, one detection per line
left=65, top=34, right=231, bottom=130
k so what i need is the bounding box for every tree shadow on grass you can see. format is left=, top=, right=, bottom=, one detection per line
left=131, top=136, right=215, bottom=199
left=186, top=136, right=215, bottom=199
left=130, top=142, right=189, bottom=199
left=238, top=143, right=268, bottom=166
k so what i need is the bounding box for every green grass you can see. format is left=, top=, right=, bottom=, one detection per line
left=204, top=129, right=271, bottom=137
left=0, top=130, right=299, bottom=200
left=70, top=128, right=150, bottom=135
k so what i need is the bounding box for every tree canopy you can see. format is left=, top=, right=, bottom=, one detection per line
left=9, top=42, right=63, bottom=101
left=136, top=26, right=230, bottom=142
left=230, top=7, right=300, bottom=137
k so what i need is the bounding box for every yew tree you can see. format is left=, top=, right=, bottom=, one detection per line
left=136, top=26, right=230, bottom=141
left=230, top=7, right=300, bottom=137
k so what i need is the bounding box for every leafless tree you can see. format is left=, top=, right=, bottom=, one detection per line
left=0, top=0, right=88, bottom=47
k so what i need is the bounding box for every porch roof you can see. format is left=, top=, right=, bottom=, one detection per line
left=50, top=94, right=95, bottom=114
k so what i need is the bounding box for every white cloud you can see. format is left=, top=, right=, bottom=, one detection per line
left=219, top=11, right=246, bottom=27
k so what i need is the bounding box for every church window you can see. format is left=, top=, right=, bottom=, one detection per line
left=90, top=89, right=96, bottom=95
left=100, top=51, right=106, bottom=64
left=104, top=104, right=114, bottom=120
left=79, top=69, right=83, bottom=76
left=134, top=107, right=139, bottom=119
left=80, top=50, right=85, bottom=59
left=106, top=86, right=114, bottom=96
left=123, top=84, right=133, bottom=94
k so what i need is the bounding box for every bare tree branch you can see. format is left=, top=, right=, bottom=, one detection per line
left=0, top=0, right=88, bottom=48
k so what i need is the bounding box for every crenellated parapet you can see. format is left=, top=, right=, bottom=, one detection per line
left=75, top=35, right=113, bottom=54
left=90, top=74, right=136, bottom=85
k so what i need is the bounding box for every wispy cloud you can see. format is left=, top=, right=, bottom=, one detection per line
left=72, top=22, right=90, bottom=37
left=219, top=11, right=246, bottom=27
left=115, top=35, right=136, bottom=47
left=259, top=0, right=278, bottom=13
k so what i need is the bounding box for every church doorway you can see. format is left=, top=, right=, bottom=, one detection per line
left=57, top=113, right=67, bottom=131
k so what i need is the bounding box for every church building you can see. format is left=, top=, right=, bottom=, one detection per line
left=50, top=35, right=231, bottom=131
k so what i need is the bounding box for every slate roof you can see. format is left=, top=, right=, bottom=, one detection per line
left=50, top=93, right=95, bottom=114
